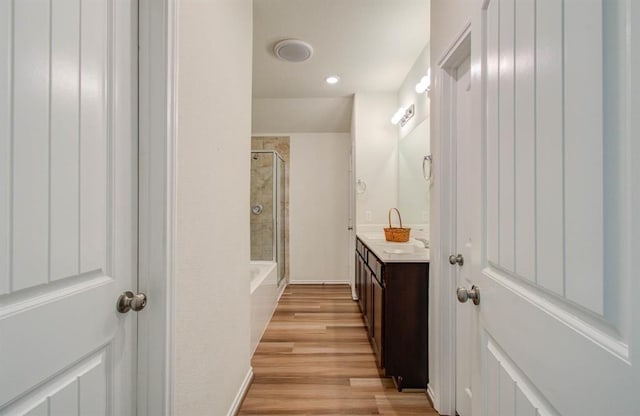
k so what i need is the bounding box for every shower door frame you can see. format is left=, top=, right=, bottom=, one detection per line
left=250, top=150, right=286, bottom=286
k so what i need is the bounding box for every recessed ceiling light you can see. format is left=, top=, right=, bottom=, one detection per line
left=273, top=39, right=314, bottom=63
left=325, top=75, right=340, bottom=84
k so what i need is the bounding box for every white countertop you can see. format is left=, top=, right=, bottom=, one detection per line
left=357, top=232, right=430, bottom=263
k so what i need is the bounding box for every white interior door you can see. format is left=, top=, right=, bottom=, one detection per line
left=0, top=1, right=138, bottom=414
left=466, top=1, right=640, bottom=415
left=453, top=55, right=472, bottom=416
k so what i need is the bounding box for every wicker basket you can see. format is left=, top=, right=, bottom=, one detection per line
left=384, top=208, right=411, bottom=242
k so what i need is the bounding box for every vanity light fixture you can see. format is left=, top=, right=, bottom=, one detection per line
left=415, top=69, right=431, bottom=94
left=325, top=75, right=340, bottom=84
left=391, top=104, right=415, bottom=126
left=391, top=107, right=406, bottom=125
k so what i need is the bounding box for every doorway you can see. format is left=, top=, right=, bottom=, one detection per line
left=452, top=54, right=473, bottom=416
left=433, top=26, right=473, bottom=416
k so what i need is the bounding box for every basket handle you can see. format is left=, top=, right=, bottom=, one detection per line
left=388, top=208, right=403, bottom=228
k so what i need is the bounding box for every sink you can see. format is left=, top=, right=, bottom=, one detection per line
left=383, top=247, right=415, bottom=254
left=360, top=232, right=387, bottom=241
left=359, top=233, right=428, bottom=256
left=373, top=242, right=425, bottom=254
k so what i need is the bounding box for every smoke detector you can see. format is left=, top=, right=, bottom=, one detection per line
left=273, top=39, right=314, bottom=63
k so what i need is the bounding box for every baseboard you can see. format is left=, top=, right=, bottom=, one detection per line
left=227, top=367, right=254, bottom=416
left=427, top=384, right=439, bottom=413
left=276, top=282, right=286, bottom=302
left=288, top=280, right=351, bottom=285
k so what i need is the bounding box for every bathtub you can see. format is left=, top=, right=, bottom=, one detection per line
left=249, top=261, right=280, bottom=354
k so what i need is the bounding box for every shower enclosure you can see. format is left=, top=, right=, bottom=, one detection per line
left=250, top=151, right=286, bottom=286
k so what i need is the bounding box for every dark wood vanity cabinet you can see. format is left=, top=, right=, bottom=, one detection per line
left=355, top=237, right=429, bottom=390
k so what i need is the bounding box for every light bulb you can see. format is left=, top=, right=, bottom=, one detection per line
left=390, top=107, right=405, bottom=125
left=325, top=75, right=340, bottom=84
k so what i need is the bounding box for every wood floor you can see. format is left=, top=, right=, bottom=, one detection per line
left=238, top=284, right=439, bottom=415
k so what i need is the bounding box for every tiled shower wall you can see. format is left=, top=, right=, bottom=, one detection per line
left=251, top=137, right=290, bottom=281
left=250, top=153, right=275, bottom=260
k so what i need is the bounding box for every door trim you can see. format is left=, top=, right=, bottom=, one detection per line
left=431, top=22, right=471, bottom=416
left=137, top=0, right=178, bottom=415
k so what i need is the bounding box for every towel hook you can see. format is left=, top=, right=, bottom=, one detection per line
left=423, top=155, right=433, bottom=183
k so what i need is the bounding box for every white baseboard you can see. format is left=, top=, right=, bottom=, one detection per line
left=227, top=367, right=254, bottom=416
left=277, top=282, right=286, bottom=301
left=288, top=280, right=351, bottom=285
left=427, top=384, right=440, bottom=414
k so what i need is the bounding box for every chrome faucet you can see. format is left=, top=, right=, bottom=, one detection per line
left=414, top=237, right=429, bottom=248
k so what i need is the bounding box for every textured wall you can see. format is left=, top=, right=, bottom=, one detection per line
left=174, top=0, right=252, bottom=414
left=289, top=133, right=351, bottom=283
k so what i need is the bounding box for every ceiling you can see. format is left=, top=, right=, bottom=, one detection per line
left=252, top=0, right=430, bottom=99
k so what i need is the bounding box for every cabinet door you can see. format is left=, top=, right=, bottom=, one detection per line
left=355, top=253, right=361, bottom=307
left=372, top=276, right=384, bottom=367
left=384, top=263, right=429, bottom=389
left=356, top=254, right=365, bottom=313
left=364, top=266, right=373, bottom=335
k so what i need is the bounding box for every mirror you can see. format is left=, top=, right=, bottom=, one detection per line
left=398, top=118, right=430, bottom=225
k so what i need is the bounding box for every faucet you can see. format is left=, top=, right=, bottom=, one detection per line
left=414, top=237, right=429, bottom=249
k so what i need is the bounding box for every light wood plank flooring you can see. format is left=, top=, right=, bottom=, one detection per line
left=238, top=284, right=438, bottom=415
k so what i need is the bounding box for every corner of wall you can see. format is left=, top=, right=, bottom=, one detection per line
left=173, top=0, right=253, bottom=414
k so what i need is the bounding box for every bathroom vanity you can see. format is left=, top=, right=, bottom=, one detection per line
left=355, top=234, right=430, bottom=391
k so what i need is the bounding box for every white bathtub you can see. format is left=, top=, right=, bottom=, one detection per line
left=249, top=261, right=280, bottom=354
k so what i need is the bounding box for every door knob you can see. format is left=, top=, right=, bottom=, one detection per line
left=117, top=291, right=147, bottom=313
left=449, top=254, right=464, bottom=266
left=456, top=285, right=480, bottom=305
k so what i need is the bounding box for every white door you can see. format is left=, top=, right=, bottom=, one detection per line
left=0, top=0, right=138, bottom=415
left=453, top=55, right=473, bottom=416
left=462, top=1, right=640, bottom=415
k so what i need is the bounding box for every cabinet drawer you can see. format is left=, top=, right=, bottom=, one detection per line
left=356, top=239, right=365, bottom=257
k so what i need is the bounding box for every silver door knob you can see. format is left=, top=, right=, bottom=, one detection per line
left=117, top=291, right=147, bottom=313
left=456, top=285, right=480, bottom=305
left=449, top=254, right=464, bottom=266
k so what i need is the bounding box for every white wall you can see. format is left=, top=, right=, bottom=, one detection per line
left=252, top=97, right=353, bottom=133
left=288, top=133, right=351, bottom=283
left=353, top=93, right=399, bottom=227
left=174, top=1, right=252, bottom=415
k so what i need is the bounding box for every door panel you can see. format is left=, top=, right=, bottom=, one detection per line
left=497, top=0, right=515, bottom=274
left=485, top=0, right=606, bottom=323
left=12, top=0, right=50, bottom=290
left=486, top=340, right=545, bottom=416
left=513, top=0, right=535, bottom=282
left=476, top=2, right=637, bottom=414
left=0, top=0, right=137, bottom=414
left=0, top=0, right=9, bottom=295
left=50, top=0, right=81, bottom=283
left=3, top=350, right=108, bottom=416
left=533, top=0, right=564, bottom=297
